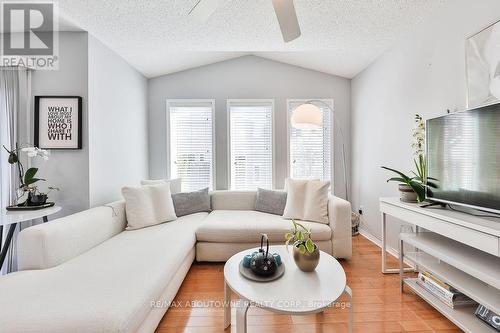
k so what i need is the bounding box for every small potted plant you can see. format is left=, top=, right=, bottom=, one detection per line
left=285, top=220, right=319, bottom=272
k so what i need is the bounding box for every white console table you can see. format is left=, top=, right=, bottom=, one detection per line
left=380, top=197, right=500, bottom=332
left=379, top=197, right=500, bottom=274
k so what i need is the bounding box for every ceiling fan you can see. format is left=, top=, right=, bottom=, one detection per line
left=188, top=0, right=301, bottom=43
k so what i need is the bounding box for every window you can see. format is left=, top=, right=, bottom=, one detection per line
left=167, top=100, right=215, bottom=191
left=228, top=100, right=274, bottom=190
left=288, top=99, right=333, bottom=181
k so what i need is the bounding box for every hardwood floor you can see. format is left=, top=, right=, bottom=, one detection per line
left=155, top=235, right=461, bottom=332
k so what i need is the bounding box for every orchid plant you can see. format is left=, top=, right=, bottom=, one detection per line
left=382, top=114, right=437, bottom=202
left=3, top=143, right=58, bottom=204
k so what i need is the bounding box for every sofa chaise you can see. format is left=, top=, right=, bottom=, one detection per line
left=0, top=190, right=351, bottom=333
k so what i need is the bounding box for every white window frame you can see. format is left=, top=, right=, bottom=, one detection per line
left=286, top=98, right=334, bottom=185
left=227, top=99, right=276, bottom=190
left=166, top=99, right=216, bottom=190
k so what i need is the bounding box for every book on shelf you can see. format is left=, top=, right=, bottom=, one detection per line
left=475, top=305, right=500, bottom=332
left=422, top=271, right=458, bottom=292
left=416, top=272, right=477, bottom=309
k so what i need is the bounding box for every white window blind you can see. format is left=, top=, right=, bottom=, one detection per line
left=168, top=100, right=214, bottom=191
left=228, top=100, right=273, bottom=190
left=288, top=100, right=332, bottom=181
left=441, top=112, right=478, bottom=190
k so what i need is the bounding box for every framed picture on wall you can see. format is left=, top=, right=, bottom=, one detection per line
left=34, top=96, right=82, bottom=149
left=466, top=18, right=500, bottom=108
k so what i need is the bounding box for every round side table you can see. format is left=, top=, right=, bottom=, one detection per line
left=0, top=205, right=61, bottom=270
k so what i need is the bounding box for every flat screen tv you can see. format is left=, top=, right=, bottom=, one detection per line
left=426, top=102, right=500, bottom=214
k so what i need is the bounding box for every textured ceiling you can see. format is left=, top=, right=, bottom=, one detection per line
left=58, top=0, right=446, bottom=78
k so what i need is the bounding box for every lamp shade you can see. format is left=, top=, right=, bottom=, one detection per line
left=291, top=103, right=322, bottom=129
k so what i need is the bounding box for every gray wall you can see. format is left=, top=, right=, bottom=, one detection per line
left=149, top=55, right=351, bottom=196
left=350, top=0, right=500, bottom=251
left=27, top=32, right=149, bottom=217
left=88, top=35, right=148, bottom=207
left=30, top=32, right=89, bottom=217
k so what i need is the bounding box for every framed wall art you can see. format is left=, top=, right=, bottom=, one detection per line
left=34, top=96, right=82, bottom=149
left=466, top=19, right=500, bottom=108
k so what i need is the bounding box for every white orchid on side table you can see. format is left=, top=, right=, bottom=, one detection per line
left=3, top=143, right=59, bottom=207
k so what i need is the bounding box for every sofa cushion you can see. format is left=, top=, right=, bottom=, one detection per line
left=210, top=190, right=256, bottom=210
left=196, top=210, right=332, bottom=243
left=122, top=183, right=177, bottom=230
left=283, top=178, right=330, bottom=224
left=172, top=187, right=211, bottom=217
left=0, top=212, right=208, bottom=333
left=141, top=178, right=182, bottom=194
left=303, top=180, right=330, bottom=224
left=283, top=178, right=308, bottom=220
left=255, top=188, right=287, bottom=215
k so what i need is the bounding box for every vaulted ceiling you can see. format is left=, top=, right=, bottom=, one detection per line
left=58, top=0, right=446, bottom=78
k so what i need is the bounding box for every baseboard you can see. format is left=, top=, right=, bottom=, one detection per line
left=359, top=228, right=417, bottom=269
left=359, top=228, right=399, bottom=259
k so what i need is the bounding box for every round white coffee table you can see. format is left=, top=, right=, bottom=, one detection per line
left=224, top=245, right=352, bottom=333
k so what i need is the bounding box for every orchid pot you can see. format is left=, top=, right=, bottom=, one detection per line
left=398, top=184, right=418, bottom=203
left=27, top=192, right=48, bottom=206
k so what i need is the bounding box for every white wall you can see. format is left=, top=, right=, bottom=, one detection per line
left=30, top=32, right=89, bottom=218
left=148, top=55, right=351, bottom=196
left=88, top=35, right=148, bottom=207
left=351, top=0, right=500, bottom=250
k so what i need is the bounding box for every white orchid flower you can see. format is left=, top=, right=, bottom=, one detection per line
left=412, top=114, right=425, bottom=157
left=20, top=145, right=50, bottom=160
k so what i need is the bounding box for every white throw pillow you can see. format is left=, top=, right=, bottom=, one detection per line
left=282, top=178, right=330, bottom=224
left=283, top=177, right=318, bottom=191
left=303, top=180, right=330, bottom=224
left=140, top=178, right=181, bottom=194
left=282, top=178, right=308, bottom=220
left=122, top=183, right=177, bottom=230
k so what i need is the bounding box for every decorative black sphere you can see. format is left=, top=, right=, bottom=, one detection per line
left=250, top=252, right=277, bottom=276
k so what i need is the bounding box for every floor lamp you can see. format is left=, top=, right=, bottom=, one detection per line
left=290, top=100, right=349, bottom=202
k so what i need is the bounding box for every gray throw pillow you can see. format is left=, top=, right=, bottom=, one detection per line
left=172, top=188, right=211, bottom=217
left=255, top=188, right=287, bottom=216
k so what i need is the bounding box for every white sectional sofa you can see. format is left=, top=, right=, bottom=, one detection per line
left=196, top=191, right=351, bottom=260
left=0, top=190, right=351, bottom=333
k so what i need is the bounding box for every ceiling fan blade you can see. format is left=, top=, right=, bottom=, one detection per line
left=188, top=0, right=224, bottom=22
left=271, top=0, right=301, bottom=42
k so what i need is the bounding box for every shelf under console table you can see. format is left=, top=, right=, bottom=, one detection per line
left=399, top=232, right=500, bottom=333
left=379, top=197, right=500, bottom=274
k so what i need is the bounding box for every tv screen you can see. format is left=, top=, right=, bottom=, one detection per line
left=426, top=103, right=500, bottom=213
